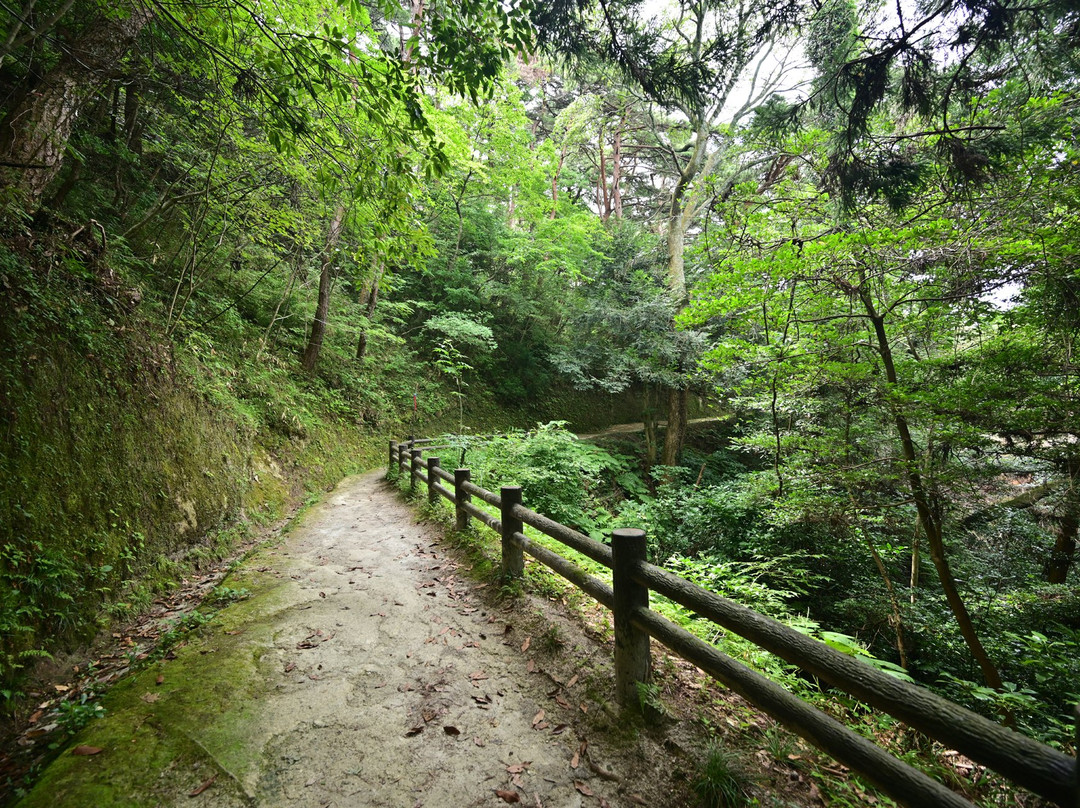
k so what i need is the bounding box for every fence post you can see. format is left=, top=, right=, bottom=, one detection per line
left=410, top=449, right=421, bottom=493
left=388, top=440, right=397, bottom=475
left=455, top=469, right=471, bottom=531
left=500, top=486, right=525, bottom=578
left=611, top=527, right=651, bottom=707
left=427, top=457, right=440, bottom=505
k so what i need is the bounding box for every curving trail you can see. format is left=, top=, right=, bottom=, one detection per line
left=19, top=472, right=691, bottom=807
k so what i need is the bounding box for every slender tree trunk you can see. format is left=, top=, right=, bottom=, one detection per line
left=661, top=387, right=688, bottom=466
left=611, top=118, right=623, bottom=220
left=659, top=134, right=703, bottom=467
left=0, top=1, right=153, bottom=210
left=910, top=515, right=922, bottom=604
left=356, top=263, right=383, bottom=360
left=860, top=288, right=1002, bottom=689
left=598, top=121, right=610, bottom=221
left=1048, top=460, right=1079, bottom=584
left=551, top=147, right=566, bottom=218
left=639, top=384, right=657, bottom=468
left=861, top=522, right=909, bottom=668
left=260, top=255, right=300, bottom=360
left=301, top=205, right=345, bottom=372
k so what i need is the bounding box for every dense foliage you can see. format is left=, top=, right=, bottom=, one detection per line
left=2, top=0, right=1079, bottom=801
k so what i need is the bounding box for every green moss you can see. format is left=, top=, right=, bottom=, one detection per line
left=16, top=567, right=292, bottom=807
left=0, top=247, right=387, bottom=696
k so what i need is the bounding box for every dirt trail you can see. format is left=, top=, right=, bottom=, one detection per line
left=18, top=472, right=692, bottom=807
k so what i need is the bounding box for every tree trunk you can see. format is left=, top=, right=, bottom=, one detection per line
left=860, top=289, right=1002, bottom=689
left=598, top=120, right=610, bottom=221
left=642, top=384, right=659, bottom=468
left=0, top=2, right=153, bottom=210
left=661, top=387, right=688, bottom=466
left=355, top=263, right=382, bottom=360
left=301, top=205, right=345, bottom=372
left=550, top=147, right=566, bottom=218
left=1048, top=460, right=1079, bottom=584
left=611, top=117, right=623, bottom=220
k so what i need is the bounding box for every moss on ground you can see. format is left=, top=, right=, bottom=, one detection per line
left=16, top=563, right=291, bottom=807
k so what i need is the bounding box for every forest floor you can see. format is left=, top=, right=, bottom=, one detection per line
left=8, top=471, right=828, bottom=808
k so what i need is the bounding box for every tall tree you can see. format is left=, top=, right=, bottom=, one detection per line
left=534, top=0, right=803, bottom=464
left=0, top=0, right=153, bottom=209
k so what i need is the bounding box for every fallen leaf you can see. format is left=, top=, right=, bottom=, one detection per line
left=72, top=745, right=102, bottom=756
left=494, top=790, right=520, bottom=804
left=284, top=661, right=296, bottom=673
left=140, top=692, right=160, bottom=703
left=520, top=637, right=531, bottom=653
left=506, top=762, right=530, bottom=774
left=474, top=737, right=485, bottom=747
left=156, top=674, right=165, bottom=686
left=566, top=675, right=579, bottom=688
left=579, top=703, right=588, bottom=713
left=28, top=710, right=43, bottom=724
left=404, top=725, right=424, bottom=737
left=54, top=685, right=70, bottom=693
left=555, top=694, right=570, bottom=709
left=189, top=775, right=216, bottom=796
left=443, top=725, right=461, bottom=736
left=526, top=660, right=536, bottom=673
left=570, top=751, right=580, bottom=769
left=531, top=709, right=545, bottom=726
left=573, top=781, right=594, bottom=796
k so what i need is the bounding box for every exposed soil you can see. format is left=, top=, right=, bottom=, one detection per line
left=11, top=471, right=796, bottom=807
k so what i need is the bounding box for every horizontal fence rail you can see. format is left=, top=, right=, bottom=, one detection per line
left=386, top=438, right=1078, bottom=808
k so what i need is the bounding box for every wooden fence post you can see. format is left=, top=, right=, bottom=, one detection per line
left=455, top=469, right=471, bottom=531
left=388, top=440, right=397, bottom=475
left=410, top=449, right=421, bottom=493
left=500, top=486, right=525, bottom=578
left=611, top=527, right=651, bottom=707
left=427, top=457, right=440, bottom=505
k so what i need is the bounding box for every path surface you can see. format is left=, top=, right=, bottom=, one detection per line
left=20, top=473, right=691, bottom=807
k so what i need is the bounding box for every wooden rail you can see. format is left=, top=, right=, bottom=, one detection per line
left=387, top=438, right=1079, bottom=808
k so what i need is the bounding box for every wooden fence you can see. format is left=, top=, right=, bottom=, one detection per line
left=388, top=437, right=1078, bottom=808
